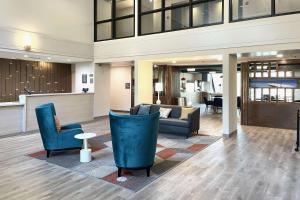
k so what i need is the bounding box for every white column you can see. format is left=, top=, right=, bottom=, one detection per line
left=223, top=0, right=230, bottom=24
left=134, top=0, right=138, bottom=37
left=222, top=54, right=237, bottom=137
left=134, top=60, right=153, bottom=105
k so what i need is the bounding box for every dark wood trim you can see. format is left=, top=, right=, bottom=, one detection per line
left=241, top=59, right=300, bottom=129
left=0, top=58, right=72, bottom=102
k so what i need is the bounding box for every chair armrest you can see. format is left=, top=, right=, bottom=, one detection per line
left=61, top=123, right=82, bottom=130
left=59, top=128, right=84, bottom=139
left=130, top=105, right=140, bottom=115
left=188, top=108, right=200, bottom=132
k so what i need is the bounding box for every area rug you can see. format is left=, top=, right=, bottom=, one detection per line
left=29, top=133, right=221, bottom=192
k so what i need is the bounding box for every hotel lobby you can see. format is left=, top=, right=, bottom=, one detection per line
left=1, top=0, right=300, bottom=199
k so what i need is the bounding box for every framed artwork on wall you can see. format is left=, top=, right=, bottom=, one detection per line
left=125, top=83, right=130, bottom=89
left=82, top=74, right=87, bottom=83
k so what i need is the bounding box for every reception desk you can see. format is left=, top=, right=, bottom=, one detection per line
left=0, top=93, right=94, bottom=135
left=0, top=102, right=24, bottom=136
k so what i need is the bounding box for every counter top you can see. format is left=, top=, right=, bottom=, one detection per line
left=19, top=92, right=94, bottom=97
left=0, top=102, right=24, bottom=107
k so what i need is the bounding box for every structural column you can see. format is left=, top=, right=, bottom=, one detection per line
left=134, top=60, right=153, bottom=105
left=222, top=54, right=237, bottom=137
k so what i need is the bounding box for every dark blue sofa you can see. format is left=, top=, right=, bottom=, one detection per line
left=109, top=111, right=159, bottom=177
left=130, top=104, right=200, bottom=138
left=35, top=103, right=83, bottom=157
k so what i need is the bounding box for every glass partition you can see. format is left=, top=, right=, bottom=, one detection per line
left=139, top=0, right=223, bottom=35
left=230, top=0, right=300, bottom=22
left=95, top=0, right=135, bottom=41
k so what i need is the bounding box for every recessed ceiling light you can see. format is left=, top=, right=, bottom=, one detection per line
left=276, top=54, right=283, bottom=58
left=187, top=68, right=196, bottom=72
left=24, top=55, right=29, bottom=58
left=47, top=57, right=51, bottom=60
left=67, top=59, right=71, bottom=62
left=172, top=60, right=176, bottom=64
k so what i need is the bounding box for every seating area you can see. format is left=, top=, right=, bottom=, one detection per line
left=130, top=104, right=200, bottom=138
left=35, top=103, right=83, bottom=157
left=34, top=103, right=201, bottom=179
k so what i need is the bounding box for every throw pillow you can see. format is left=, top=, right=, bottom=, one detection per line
left=160, top=107, right=172, bottom=118
left=54, top=115, right=62, bottom=132
left=137, top=105, right=151, bottom=115
left=180, top=107, right=195, bottom=120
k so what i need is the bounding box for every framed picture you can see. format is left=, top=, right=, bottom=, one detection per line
left=125, top=83, right=130, bottom=89
left=82, top=74, right=87, bottom=83
left=90, top=78, right=94, bottom=84
left=89, top=74, right=94, bottom=78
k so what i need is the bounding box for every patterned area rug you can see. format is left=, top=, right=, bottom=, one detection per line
left=29, top=133, right=221, bottom=192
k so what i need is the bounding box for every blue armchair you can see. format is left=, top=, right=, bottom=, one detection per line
left=109, top=111, right=160, bottom=177
left=35, top=103, right=83, bottom=157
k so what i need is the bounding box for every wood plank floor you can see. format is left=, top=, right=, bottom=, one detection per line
left=0, top=111, right=299, bottom=200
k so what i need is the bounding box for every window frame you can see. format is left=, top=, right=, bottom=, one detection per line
left=138, top=0, right=224, bottom=36
left=229, top=0, right=300, bottom=23
left=94, top=0, right=135, bottom=42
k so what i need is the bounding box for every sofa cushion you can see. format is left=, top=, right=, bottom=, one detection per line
left=159, top=107, right=172, bottom=118
left=137, top=105, right=151, bottom=115
left=180, top=107, right=195, bottom=120
left=54, top=115, right=62, bottom=132
left=159, top=118, right=189, bottom=128
left=150, top=105, right=160, bottom=114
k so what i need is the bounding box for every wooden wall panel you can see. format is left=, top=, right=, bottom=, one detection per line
left=0, top=58, right=72, bottom=102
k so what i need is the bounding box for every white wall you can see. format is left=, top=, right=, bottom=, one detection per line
left=94, top=65, right=111, bottom=117
left=0, top=0, right=93, bottom=60
left=72, top=62, right=95, bottom=93
left=93, top=64, right=132, bottom=117
left=110, top=66, right=132, bottom=111
left=134, top=61, right=154, bottom=105
left=94, top=11, right=300, bottom=63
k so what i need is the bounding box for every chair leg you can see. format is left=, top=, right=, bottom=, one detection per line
left=46, top=150, right=51, bottom=158
left=146, top=167, right=151, bottom=177
left=118, top=167, right=122, bottom=177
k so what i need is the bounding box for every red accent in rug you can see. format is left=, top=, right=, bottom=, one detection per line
left=156, top=148, right=176, bottom=159
left=29, top=150, right=46, bottom=158
left=186, top=144, right=208, bottom=153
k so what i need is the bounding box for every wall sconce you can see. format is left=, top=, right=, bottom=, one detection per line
left=23, top=34, right=32, bottom=51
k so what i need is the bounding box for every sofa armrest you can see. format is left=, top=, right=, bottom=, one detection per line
left=130, top=105, right=140, bottom=115
left=61, top=123, right=82, bottom=130
left=187, top=107, right=200, bottom=132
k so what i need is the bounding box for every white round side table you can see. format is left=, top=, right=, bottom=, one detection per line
left=74, top=133, right=96, bottom=163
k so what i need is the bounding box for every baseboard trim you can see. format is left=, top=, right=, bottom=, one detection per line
left=223, top=130, right=237, bottom=138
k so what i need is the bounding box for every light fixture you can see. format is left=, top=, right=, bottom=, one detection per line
left=277, top=54, right=284, bottom=58
left=67, top=59, right=71, bottom=62
left=187, top=68, right=196, bottom=72
left=47, top=57, right=51, bottom=60
left=23, top=34, right=32, bottom=51
left=172, top=60, right=177, bottom=64
left=24, top=55, right=29, bottom=58
left=215, top=55, right=223, bottom=61
left=155, top=82, right=163, bottom=105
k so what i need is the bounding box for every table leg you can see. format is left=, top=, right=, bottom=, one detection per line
left=80, top=138, right=91, bottom=162
left=83, top=138, right=88, bottom=150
